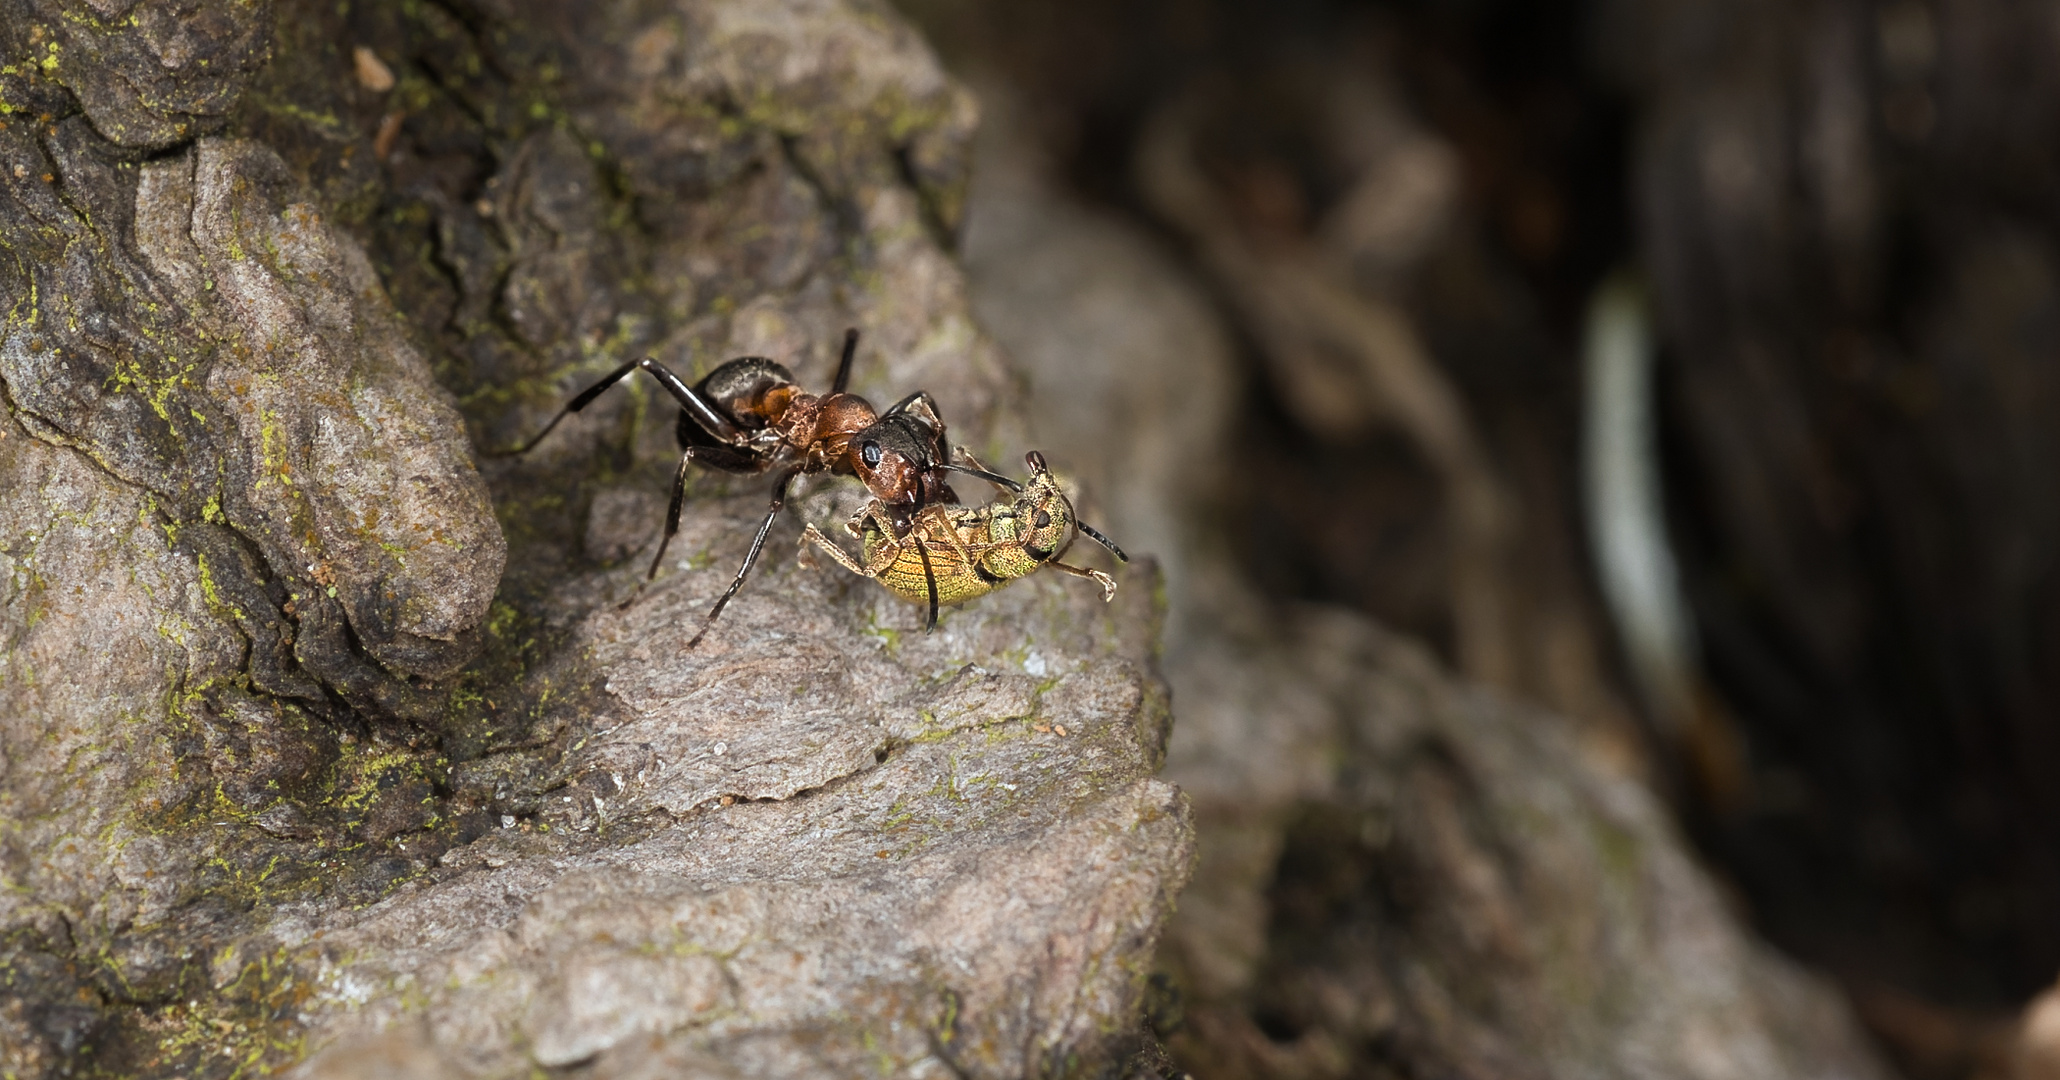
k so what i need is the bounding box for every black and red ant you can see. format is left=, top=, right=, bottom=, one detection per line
left=497, top=329, right=1006, bottom=646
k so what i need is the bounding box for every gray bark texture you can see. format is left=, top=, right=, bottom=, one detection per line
left=958, top=102, right=1894, bottom=1080
left=0, top=0, right=1187, bottom=1075
left=0, top=2, right=1907, bottom=1080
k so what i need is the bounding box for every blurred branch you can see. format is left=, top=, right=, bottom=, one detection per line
left=1581, top=273, right=1743, bottom=804
left=1581, top=275, right=1694, bottom=726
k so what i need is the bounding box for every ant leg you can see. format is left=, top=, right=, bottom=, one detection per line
left=624, top=441, right=767, bottom=589
left=915, top=538, right=940, bottom=631
left=686, top=468, right=800, bottom=649
left=832, top=327, right=860, bottom=395
left=800, top=524, right=872, bottom=578
left=840, top=501, right=870, bottom=538
left=1045, top=559, right=1118, bottom=602
left=645, top=445, right=765, bottom=582
left=624, top=359, right=746, bottom=444
left=881, top=391, right=945, bottom=430
left=644, top=451, right=698, bottom=582
left=494, top=357, right=746, bottom=457
left=490, top=358, right=641, bottom=456
left=677, top=441, right=764, bottom=473
left=620, top=446, right=780, bottom=608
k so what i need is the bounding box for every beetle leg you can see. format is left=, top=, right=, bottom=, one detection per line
left=800, top=524, right=872, bottom=578
left=917, top=505, right=982, bottom=569
left=1045, top=559, right=1119, bottom=602
left=844, top=500, right=897, bottom=545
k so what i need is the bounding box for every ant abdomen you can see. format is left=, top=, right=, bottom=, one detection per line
left=675, top=357, right=794, bottom=448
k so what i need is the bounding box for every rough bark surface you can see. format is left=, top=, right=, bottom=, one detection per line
left=0, top=0, right=1187, bottom=1076
left=959, top=107, right=1892, bottom=1079
left=1599, top=0, right=2060, bottom=1015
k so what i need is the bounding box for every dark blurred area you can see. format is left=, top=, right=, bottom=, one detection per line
left=896, top=0, right=2060, bottom=1076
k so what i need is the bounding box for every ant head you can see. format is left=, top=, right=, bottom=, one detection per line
left=850, top=413, right=948, bottom=505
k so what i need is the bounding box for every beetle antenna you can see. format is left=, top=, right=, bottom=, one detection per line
left=1078, top=522, right=1128, bottom=563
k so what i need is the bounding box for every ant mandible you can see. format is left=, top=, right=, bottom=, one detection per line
left=496, top=328, right=995, bottom=646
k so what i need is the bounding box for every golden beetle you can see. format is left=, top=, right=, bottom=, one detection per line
left=801, top=451, right=1128, bottom=627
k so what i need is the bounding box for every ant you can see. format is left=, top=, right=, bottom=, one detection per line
left=497, top=328, right=1004, bottom=646
left=801, top=451, right=1129, bottom=629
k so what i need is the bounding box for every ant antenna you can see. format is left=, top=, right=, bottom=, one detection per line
left=943, top=463, right=1023, bottom=491
left=1078, top=522, right=1128, bottom=562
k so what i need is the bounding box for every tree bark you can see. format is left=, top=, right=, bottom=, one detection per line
left=0, top=1, right=1189, bottom=1075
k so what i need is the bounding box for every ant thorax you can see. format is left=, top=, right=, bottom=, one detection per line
left=766, top=391, right=824, bottom=449
left=793, top=395, right=876, bottom=470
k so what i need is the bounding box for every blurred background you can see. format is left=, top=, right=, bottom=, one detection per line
left=886, top=0, right=2060, bottom=1076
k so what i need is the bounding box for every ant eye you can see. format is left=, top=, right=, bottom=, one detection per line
left=1034, top=509, right=1052, bottom=528
left=861, top=441, right=882, bottom=468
